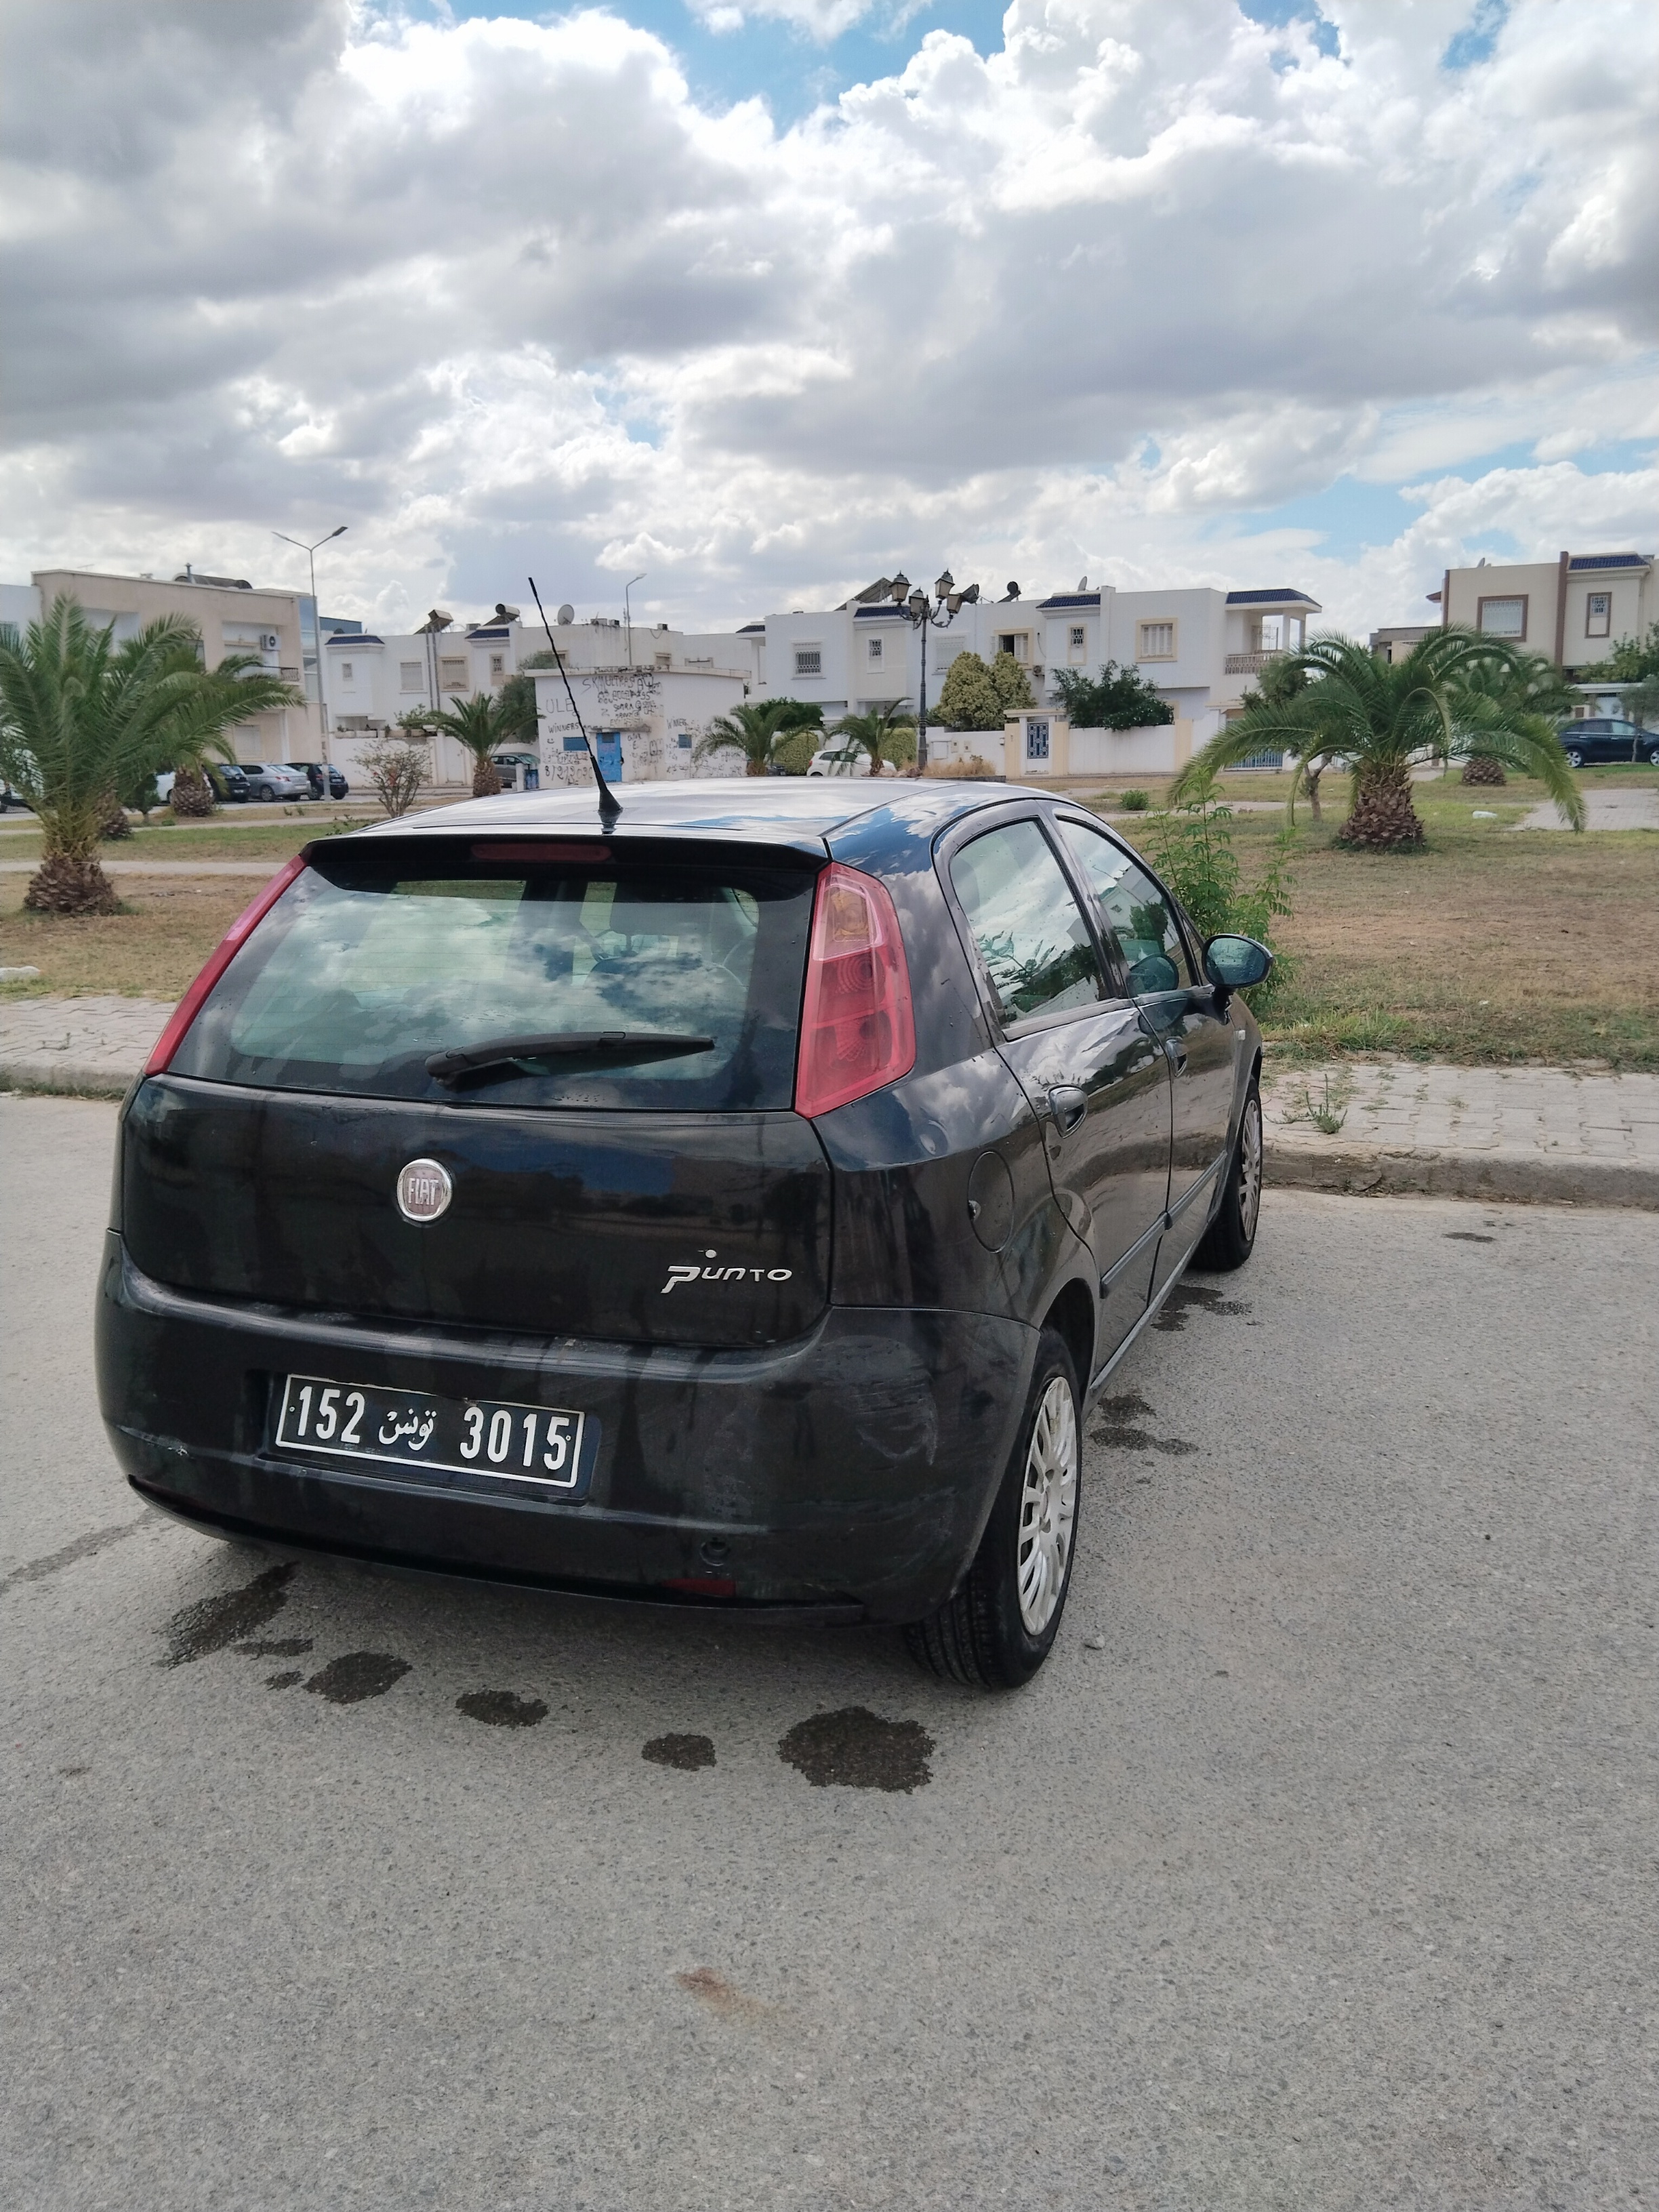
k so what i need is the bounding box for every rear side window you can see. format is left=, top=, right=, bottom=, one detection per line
left=949, top=819, right=1102, bottom=1024
left=1057, top=820, right=1193, bottom=995
left=169, top=846, right=818, bottom=1109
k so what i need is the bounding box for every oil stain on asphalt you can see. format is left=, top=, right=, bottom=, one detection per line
left=1090, top=1390, right=1197, bottom=1456
left=1154, top=1283, right=1248, bottom=1332
left=161, top=1561, right=296, bottom=1666
left=457, top=1690, right=548, bottom=1728
left=304, top=1653, right=411, bottom=1704
left=1445, top=1232, right=1496, bottom=1244
left=778, top=1707, right=934, bottom=1793
left=643, top=1732, right=716, bottom=1770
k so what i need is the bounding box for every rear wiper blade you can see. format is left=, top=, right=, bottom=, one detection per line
left=427, top=1031, right=716, bottom=1084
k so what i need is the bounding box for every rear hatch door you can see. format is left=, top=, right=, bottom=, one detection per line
left=124, top=835, right=828, bottom=1348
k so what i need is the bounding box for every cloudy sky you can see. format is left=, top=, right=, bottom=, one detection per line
left=2, top=0, right=1655, bottom=636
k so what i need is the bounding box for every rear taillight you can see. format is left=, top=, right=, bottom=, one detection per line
left=794, top=862, right=916, bottom=1120
left=144, top=852, right=309, bottom=1076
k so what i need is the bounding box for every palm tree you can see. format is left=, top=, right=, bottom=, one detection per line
left=0, top=596, right=301, bottom=913
left=828, top=700, right=917, bottom=775
left=400, top=687, right=536, bottom=796
left=1172, top=629, right=1584, bottom=847
left=1450, top=648, right=1576, bottom=787
left=164, top=650, right=302, bottom=817
left=693, top=698, right=820, bottom=777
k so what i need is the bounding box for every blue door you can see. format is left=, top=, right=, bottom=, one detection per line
left=596, top=729, right=623, bottom=783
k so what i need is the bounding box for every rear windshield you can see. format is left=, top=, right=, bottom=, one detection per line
left=169, top=844, right=819, bottom=1110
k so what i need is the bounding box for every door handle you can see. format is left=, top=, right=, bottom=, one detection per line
left=1163, top=1036, right=1188, bottom=1074
left=1047, top=1083, right=1088, bottom=1134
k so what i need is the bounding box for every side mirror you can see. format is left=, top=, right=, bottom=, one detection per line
left=1203, top=934, right=1273, bottom=991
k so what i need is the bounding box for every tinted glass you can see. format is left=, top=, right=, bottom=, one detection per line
left=950, top=820, right=1102, bottom=1023
left=1058, top=820, right=1193, bottom=995
left=170, top=845, right=817, bottom=1109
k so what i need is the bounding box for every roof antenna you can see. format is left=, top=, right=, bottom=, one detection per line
left=528, top=574, right=620, bottom=828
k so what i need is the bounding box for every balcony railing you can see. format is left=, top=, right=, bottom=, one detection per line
left=1225, top=650, right=1288, bottom=675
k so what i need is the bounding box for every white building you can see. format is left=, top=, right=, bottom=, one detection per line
left=755, top=577, right=1321, bottom=769
left=325, top=609, right=762, bottom=788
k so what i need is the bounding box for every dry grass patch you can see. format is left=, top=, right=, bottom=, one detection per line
left=0, top=877, right=252, bottom=999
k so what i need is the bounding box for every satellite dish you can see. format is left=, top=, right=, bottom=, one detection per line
left=1078, top=575, right=1088, bottom=590
left=556, top=603, right=575, bottom=628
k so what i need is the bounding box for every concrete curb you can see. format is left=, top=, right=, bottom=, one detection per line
left=1265, top=1137, right=1659, bottom=1210
left=0, top=1060, right=136, bottom=1100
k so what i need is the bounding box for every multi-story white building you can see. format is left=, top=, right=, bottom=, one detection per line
left=755, top=577, right=1321, bottom=751
left=325, top=608, right=762, bottom=787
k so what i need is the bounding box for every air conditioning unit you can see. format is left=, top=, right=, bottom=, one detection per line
left=260, top=632, right=280, bottom=653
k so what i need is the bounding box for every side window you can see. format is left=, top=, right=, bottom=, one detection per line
left=1057, top=820, right=1193, bottom=996
left=950, top=820, right=1103, bottom=1025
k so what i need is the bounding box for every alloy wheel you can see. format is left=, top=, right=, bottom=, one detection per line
left=1016, top=1376, right=1078, bottom=1635
left=1238, top=1091, right=1263, bottom=1242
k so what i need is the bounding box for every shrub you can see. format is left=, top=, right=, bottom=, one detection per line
left=934, top=651, right=1004, bottom=731
left=1052, top=662, right=1173, bottom=730
left=1118, top=788, right=1151, bottom=811
left=360, top=735, right=429, bottom=817
left=1145, top=769, right=1293, bottom=994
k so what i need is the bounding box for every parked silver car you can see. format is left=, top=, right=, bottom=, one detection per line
left=245, top=762, right=315, bottom=803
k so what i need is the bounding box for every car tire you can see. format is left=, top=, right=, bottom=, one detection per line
left=1564, top=747, right=1584, bottom=769
left=1194, top=1078, right=1263, bottom=1273
left=1647, top=745, right=1659, bottom=768
left=905, top=1326, right=1081, bottom=1690
left=255, top=782, right=275, bottom=802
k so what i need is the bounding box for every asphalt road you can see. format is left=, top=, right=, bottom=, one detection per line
left=3, top=1093, right=1655, bottom=2211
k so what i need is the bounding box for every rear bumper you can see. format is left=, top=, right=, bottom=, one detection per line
left=96, top=1235, right=1035, bottom=1624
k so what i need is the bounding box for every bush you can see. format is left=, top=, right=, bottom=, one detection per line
left=1118, top=788, right=1150, bottom=811
left=934, top=651, right=1004, bottom=731
left=1052, top=662, right=1173, bottom=730
left=1144, top=770, right=1293, bottom=994
left=360, top=735, right=429, bottom=818
left=771, top=727, right=817, bottom=775
left=989, top=651, right=1033, bottom=714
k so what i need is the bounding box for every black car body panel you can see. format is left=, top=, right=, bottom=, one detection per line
left=96, top=778, right=1263, bottom=1620
left=1559, top=718, right=1657, bottom=764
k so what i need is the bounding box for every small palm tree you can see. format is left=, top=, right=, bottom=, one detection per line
left=829, top=701, right=916, bottom=775
left=1173, top=629, right=1584, bottom=846
left=400, top=687, right=535, bottom=796
left=0, top=596, right=300, bottom=913
left=1451, top=649, right=1576, bottom=788
left=693, top=699, right=818, bottom=777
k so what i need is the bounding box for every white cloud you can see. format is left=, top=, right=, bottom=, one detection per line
left=0, top=0, right=1654, bottom=635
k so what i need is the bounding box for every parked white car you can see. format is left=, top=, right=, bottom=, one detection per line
left=806, top=742, right=895, bottom=778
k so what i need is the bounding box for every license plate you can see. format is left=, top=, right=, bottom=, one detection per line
left=272, top=1374, right=595, bottom=1502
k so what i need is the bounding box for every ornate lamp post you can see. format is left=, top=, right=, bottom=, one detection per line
left=890, top=569, right=979, bottom=773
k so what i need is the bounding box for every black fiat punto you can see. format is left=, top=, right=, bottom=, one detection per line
left=98, top=779, right=1270, bottom=1687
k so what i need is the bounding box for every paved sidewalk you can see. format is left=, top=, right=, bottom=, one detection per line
left=4, top=993, right=1656, bottom=1206
left=1262, top=1058, right=1659, bottom=1208
left=1515, top=789, right=1659, bottom=832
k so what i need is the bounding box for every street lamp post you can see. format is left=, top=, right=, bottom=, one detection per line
left=272, top=524, right=347, bottom=754
left=623, top=573, right=646, bottom=669
left=890, top=569, right=977, bottom=775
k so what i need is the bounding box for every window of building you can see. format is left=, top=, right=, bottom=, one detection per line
left=399, top=661, right=422, bottom=691
left=438, top=655, right=469, bottom=691
left=996, top=632, right=1030, bottom=662
left=794, top=647, right=822, bottom=678
left=1136, top=621, right=1176, bottom=661
left=489, top=653, right=506, bottom=682
left=1477, top=596, right=1527, bottom=640
left=655, top=651, right=672, bottom=671
left=1068, top=626, right=1087, bottom=661
left=1585, top=592, right=1612, bottom=638
left=867, top=635, right=883, bottom=663
left=339, top=661, right=354, bottom=684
